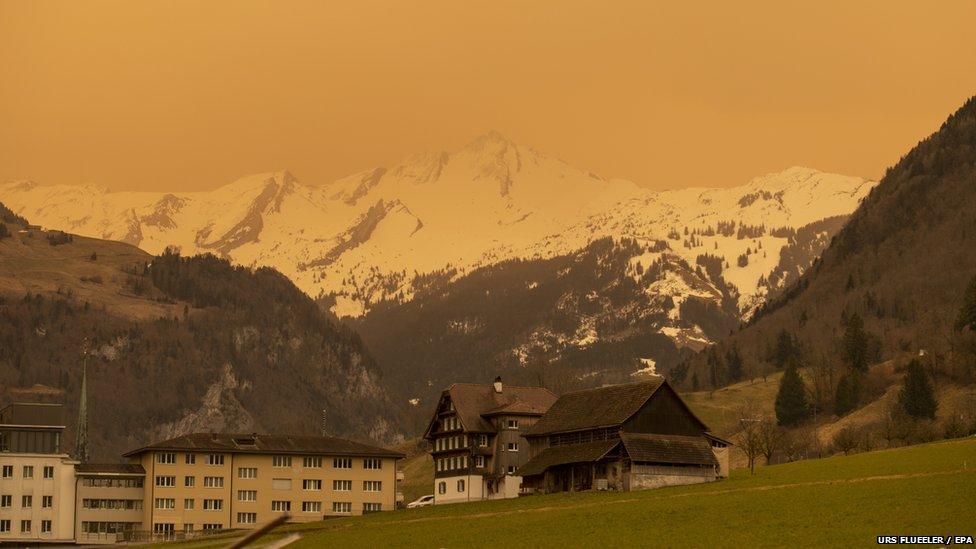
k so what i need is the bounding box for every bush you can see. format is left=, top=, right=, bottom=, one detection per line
left=46, top=231, right=73, bottom=246
left=832, top=425, right=861, bottom=455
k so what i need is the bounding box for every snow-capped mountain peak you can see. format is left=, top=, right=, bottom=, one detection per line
left=1, top=138, right=876, bottom=332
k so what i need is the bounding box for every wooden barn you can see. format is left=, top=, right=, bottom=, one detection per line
left=517, top=379, right=731, bottom=494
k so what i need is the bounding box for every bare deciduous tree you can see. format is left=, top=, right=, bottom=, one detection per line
left=737, top=414, right=765, bottom=475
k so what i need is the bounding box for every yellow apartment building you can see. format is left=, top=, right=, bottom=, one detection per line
left=74, top=463, right=146, bottom=544
left=123, top=432, right=404, bottom=535
left=0, top=403, right=78, bottom=545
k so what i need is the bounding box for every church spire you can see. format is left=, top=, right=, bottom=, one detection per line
left=75, top=339, right=90, bottom=463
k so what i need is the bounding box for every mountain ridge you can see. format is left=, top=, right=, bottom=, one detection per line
left=1, top=136, right=875, bottom=335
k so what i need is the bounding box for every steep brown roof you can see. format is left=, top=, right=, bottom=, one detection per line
left=525, top=379, right=665, bottom=436
left=426, top=383, right=557, bottom=436
left=76, top=463, right=146, bottom=475
left=517, top=439, right=620, bottom=477
left=123, top=433, right=403, bottom=459
left=620, top=433, right=718, bottom=467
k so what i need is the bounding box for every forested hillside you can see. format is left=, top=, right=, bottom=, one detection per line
left=0, top=212, right=403, bottom=459
left=674, top=97, right=976, bottom=440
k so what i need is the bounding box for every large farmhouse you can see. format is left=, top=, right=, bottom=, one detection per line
left=518, top=379, right=730, bottom=493
left=423, top=378, right=556, bottom=504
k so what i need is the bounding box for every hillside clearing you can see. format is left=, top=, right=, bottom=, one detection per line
left=155, top=437, right=976, bottom=548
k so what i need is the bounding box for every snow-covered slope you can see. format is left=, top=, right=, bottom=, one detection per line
left=0, top=133, right=875, bottom=329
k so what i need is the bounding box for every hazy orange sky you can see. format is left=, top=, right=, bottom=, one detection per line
left=2, top=1, right=975, bottom=192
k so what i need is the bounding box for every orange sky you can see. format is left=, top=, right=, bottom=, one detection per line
left=1, top=1, right=975, bottom=192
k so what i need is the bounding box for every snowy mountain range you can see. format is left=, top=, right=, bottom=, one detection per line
left=1, top=132, right=875, bottom=340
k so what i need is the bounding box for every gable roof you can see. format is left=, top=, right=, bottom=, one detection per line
left=424, top=383, right=557, bottom=437
left=524, top=379, right=667, bottom=436
left=122, top=433, right=403, bottom=459
left=517, top=439, right=620, bottom=477
left=619, top=433, right=718, bottom=467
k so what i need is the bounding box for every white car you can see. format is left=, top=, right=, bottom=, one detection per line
left=406, top=495, right=435, bottom=508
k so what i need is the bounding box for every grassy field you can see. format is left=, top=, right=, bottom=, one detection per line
left=0, top=225, right=179, bottom=319
left=158, top=437, right=976, bottom=548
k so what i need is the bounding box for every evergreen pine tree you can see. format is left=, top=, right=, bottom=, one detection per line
left=956, top=275, right=976, bottom=331
left=775, top=360, right=810, bottom=426
left=725, top=343, right=744, bottom=383
left=897, top=359, right=938, bottom=420
left=707, top=347, right=724, bottom=388
left=843, top=312, right=869, bottom=372
left=772, top=329, right=795, bottom=369
left=834, top=372, right=861, bottom=416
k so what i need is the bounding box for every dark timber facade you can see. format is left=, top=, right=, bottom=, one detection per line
left=518, top=379, right=731, bottom=494
left=422, top=378, right=556, bottom=504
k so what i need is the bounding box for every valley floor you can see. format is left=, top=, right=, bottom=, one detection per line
left=153, top=437, right=976, bottom=548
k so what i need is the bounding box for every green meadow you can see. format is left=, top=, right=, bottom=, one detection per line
left=158, top=438, right=976, bottom=548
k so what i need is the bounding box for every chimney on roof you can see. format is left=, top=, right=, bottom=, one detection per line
left=493, top=376, right=503, bottom=394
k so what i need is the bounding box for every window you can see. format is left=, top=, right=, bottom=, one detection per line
left=507, top=442, right=519, bottom=452
left=183, top=524, right=194, bottom=533
left=23, top=466, right=34, bottom=478
left=363, top=480, right=382, bottom=492
left=272, top=456, right=292, bottom=468
left=21, top=520, right=31, bottom=533
left=202, top=524, right=222, bottom=531
left=271, top=500, right=291, bottom=512
left=206, top=454, right=224, bottom=466
left=441, top=415, right=460, bottom=431
left=184, top=499, right=195, bottom=510
left=332, top=501, right=352, bottom=514
left=202, top=499, right=223, bottom=511
left=41, top=520, right=52, bottom=533
left=42, top=495, right=52, bottom=508
left=1, top=466, right=11, bottom=478
left=363, top=458, right=382, bottom=470
left=238, top=490, right=257, bottom=502
left=457, top=479, right=465, bottom=492
left=272, top=478, right=292, bottom=490
left=203, top=476, right=224, bottom=488
left=237, top=512, right=258, bottom=524
left=333, top=458, right=352, bottom=469
left=437, top=481, right=446, bottom=494
left=156, top=452, right=176, bottom=464
left=153, top=523, right=175, bottom=533
left=302, top=456, right=322, bottom=468
left=363, top=502, right=382, bottom=513
left=478, top=434, right=489, bottom=447
left=21, top=495, right=32, bottom=508
left=0, top=520, right=8, bottom=533
left=0, top=495, right=10, bottom=507
left=302, top=479, right=322, bottom=491
left=332, top=479, right=352, bottom=491
left=155, top=475, right=176, bottom=487
left=82, top=478, right=143, bottom=488
left=82, top=499, right=142, bottom=510
left=185, top=453, right=196, bottom=464
left=238, top=467, right=257, bottom=479
left=301, top=501, right=322, bottom=513
left=154, top=498, right=175, bottom=509
left=507, top=465, right=517, bottom=474
left=474, top=455, right=486, bottom=468
left=43, top=466, right=54, bottom=479
left=507, top=418, right=520, bottom=429
left=184, top=476, right=195, bottom=487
